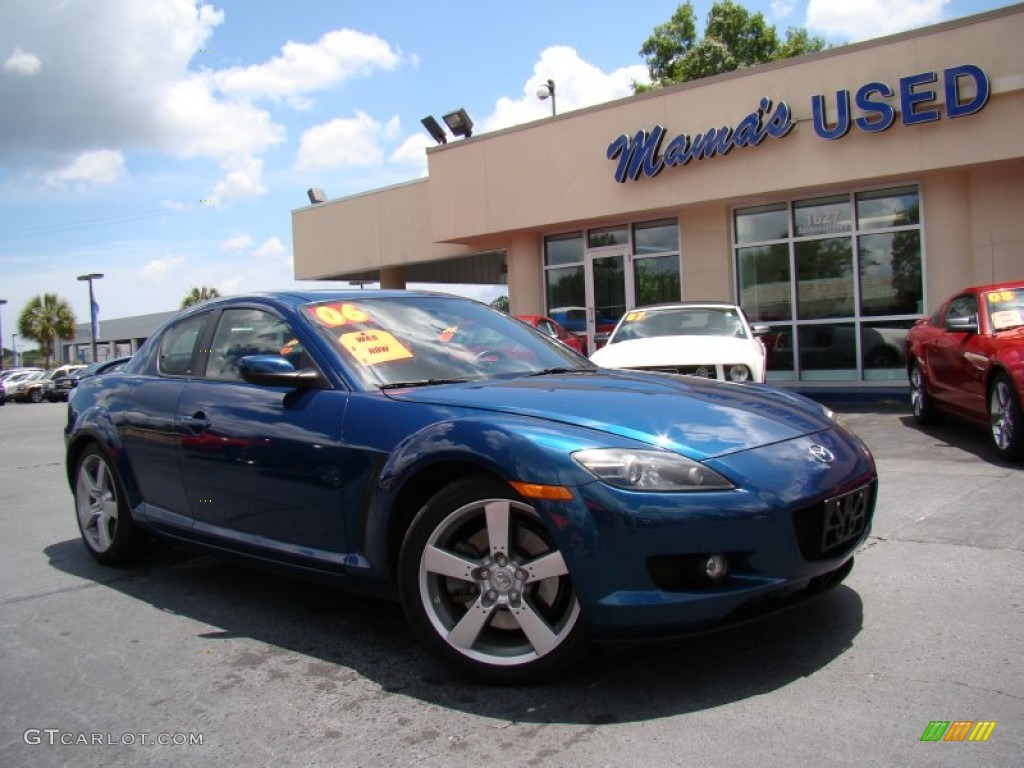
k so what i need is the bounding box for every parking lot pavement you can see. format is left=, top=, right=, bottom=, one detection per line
left=1, top=400, right=1021, bottom=767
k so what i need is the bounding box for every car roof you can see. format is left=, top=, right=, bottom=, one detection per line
left=632, top=301, right=743, bottom=311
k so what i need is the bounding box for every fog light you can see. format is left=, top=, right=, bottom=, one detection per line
left=704, top=554, right=729, bottom=582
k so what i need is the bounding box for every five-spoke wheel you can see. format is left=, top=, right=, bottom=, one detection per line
left=398, top=476, right=588, bottom=683
left=910, top=360, right=940, bottom=425
left=989, top=372, right=1023, bottom=461
left=74, top=445, right=148, bottom=565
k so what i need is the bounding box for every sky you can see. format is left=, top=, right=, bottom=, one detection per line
left=0, top=0, right=1013, bottom=349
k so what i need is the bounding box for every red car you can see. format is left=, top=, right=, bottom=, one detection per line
left=905, top=281, right=1024, bottom=460
left=515, top=314, right=586, bottom=355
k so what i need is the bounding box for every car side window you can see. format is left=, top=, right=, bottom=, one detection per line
left=158, top=314, right=208, bottom=376
left=207, top=308, right=303, bottom=381
left=945, top=295, right=978, bottom=324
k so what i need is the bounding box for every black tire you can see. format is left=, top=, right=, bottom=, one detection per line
left=73, top=445, right=150, bottom=565
left=397, top=475, right=589, bottom=684
left=989, top=372, right=1024, bottom=461
left=909, top=360, right=941, bottom=425
left=28, top=388, right=43, bottom=403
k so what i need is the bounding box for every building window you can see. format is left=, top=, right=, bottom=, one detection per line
left=735, top=186, right=922, bottom=383
left=632, top=219, right=680, bottom=306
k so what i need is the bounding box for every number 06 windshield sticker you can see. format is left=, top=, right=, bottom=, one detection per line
left=314, top=303, right=371, bottom=326
left=339, top=330, right=413, bottom=365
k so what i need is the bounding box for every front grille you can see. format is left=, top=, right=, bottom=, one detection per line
left=792, top=481, right=876, bottom=560
left=635, top=365, right=719, bottom=379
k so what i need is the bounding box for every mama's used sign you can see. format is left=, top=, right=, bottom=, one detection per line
left=607, top=64, right=989, bottom=183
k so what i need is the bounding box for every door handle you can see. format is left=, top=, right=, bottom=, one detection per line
left=181, top=412, right=211, bottom=431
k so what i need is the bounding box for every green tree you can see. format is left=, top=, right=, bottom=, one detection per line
left=636, top=1, right=826, bottom=91
left=489, top=295, right=510, bottom=313
left=17, top=293, right=77, bottom=368
left=181, top=286, right=221, bottom=308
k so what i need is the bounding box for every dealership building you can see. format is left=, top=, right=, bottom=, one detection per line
left=293, top=7, right=1021, bottom=392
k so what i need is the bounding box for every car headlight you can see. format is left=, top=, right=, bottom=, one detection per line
left=726, top=364, right=751, bottom=382
left=572, top=448, right=734, bottom=491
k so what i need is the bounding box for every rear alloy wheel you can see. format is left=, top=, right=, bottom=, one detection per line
left=28, top=388, right=43, bottom=403
left=398, top=476, right=588, bottom=683
left=989, top=372, right=1024, bottom=461
left=73, top=445, right=149, bottom=565
left=910, top=360, right=941, bottom=425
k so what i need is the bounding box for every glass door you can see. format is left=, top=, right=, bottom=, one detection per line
left=585, top=250, right=632, bottom=352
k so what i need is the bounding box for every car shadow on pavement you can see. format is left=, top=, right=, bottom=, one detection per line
left=896, top=413, right=1020, bottom=467
left=45, top=537, right=863, bottom=725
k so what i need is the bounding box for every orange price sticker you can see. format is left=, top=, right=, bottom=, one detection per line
left=315, top=303, right=372, bottom=327
left=624, top=311, right=645, bottom=322
left=339, top=330, right=413, bottom=365
left=438, top=325, right=458, bottom=343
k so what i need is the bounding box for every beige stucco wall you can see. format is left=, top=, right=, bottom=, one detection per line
left=292, top=179, right=470, bottom=280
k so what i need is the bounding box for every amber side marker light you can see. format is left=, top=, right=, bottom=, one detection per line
left=509, top=481, right=574, bottom=501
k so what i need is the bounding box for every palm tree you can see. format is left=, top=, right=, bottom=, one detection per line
left=181, top=286, right=221, bottom=308
left=17, top=293, right=77, bottom=368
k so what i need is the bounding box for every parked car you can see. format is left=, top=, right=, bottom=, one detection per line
left=590, top=302, right=768, bottom=383
left=1, top=369, right=47, bottom=404
left=548, top=306, right=618, bottom=351
left=46, top=364, right=89, bottom=401
left=905, top=281, right=1024, bottom=460
left=515, top=314, right=586, bottom=355
left=66, top=291, right=876, bottom=682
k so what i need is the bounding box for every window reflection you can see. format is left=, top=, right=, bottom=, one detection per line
left=795, top=238, right=854, bottom=319
left=738, top=243, right=791, bottom=321
left=859, top=231, right=922, bottom=315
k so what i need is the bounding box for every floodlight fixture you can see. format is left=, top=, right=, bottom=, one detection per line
left=442, top=108, right=474, bottom=138
left=536, top=79, right=556, bottom=116
left=420, top=115, right=448, bottom=144
left=307, top=187, right=327, bottom=204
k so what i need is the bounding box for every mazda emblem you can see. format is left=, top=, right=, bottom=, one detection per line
left=809, top=444, right=835, bottom=464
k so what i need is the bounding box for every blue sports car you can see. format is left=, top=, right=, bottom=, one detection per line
left=65, top=291, right=876, bottom=683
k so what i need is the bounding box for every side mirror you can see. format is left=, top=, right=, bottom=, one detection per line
left=751, top=324, right=772, bottom=336
left=945, top=315, right=978, bottom=334
left=238, top=355, right=329, bottom=389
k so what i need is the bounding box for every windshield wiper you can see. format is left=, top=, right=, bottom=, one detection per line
left=524, top=367, right=597, bottom=377
left=379, top=377, right=475, bottom=390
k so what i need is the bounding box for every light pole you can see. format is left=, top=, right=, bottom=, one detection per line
left=0, top=298, right=6, bottom=371
left=77, top=273, right=104, bottom=363
left=536, top=78, right=556, bottom=117
left=11, top=333, right=18, bottom=368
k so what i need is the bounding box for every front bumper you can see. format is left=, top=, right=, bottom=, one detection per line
left=540, top=428, right=876, bottom=639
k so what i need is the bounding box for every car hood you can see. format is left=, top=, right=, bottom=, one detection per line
left=382, top=370, right=833, bottom=459
left=590, top=336, right=762, bottom=367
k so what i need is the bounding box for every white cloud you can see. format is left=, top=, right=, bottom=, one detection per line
left=44, top=149, right=126, bottom=187
left=482, top=46, right=649, bottom=133
left=3, top=47, right=41, bottom=75
left=806, top=0, right=950, bottom=40
left=156, top=75, right=285, bottom=162
left=770, top=1, right=797, bottom=21
left=160, top=199, right=190, bottom=212
left=252, top=236, right=286, bottom=259
left=142, top=254, right=187, bottom=281
left=220, top=234, right=253, bottom=251
left=295, top=112, right=400, bottom=171
left=213, top=28, right=402, bottom=106
left=210, top=156, right=267, bottom=205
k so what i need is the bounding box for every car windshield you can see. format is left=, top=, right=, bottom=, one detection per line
left=984, top=287, right=1024, bottom=332
left=609, top=307, right=747, bottom=344
left=303, top=295, right=595, bottom=388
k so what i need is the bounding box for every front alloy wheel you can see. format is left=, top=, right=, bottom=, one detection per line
left=74, top=445, right=149, bottom=565
left=989, top=373, right=1024, bottom=461
left=910, top=360, right=941, bottom=425
left=398, top=476, right=588, bottom=683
